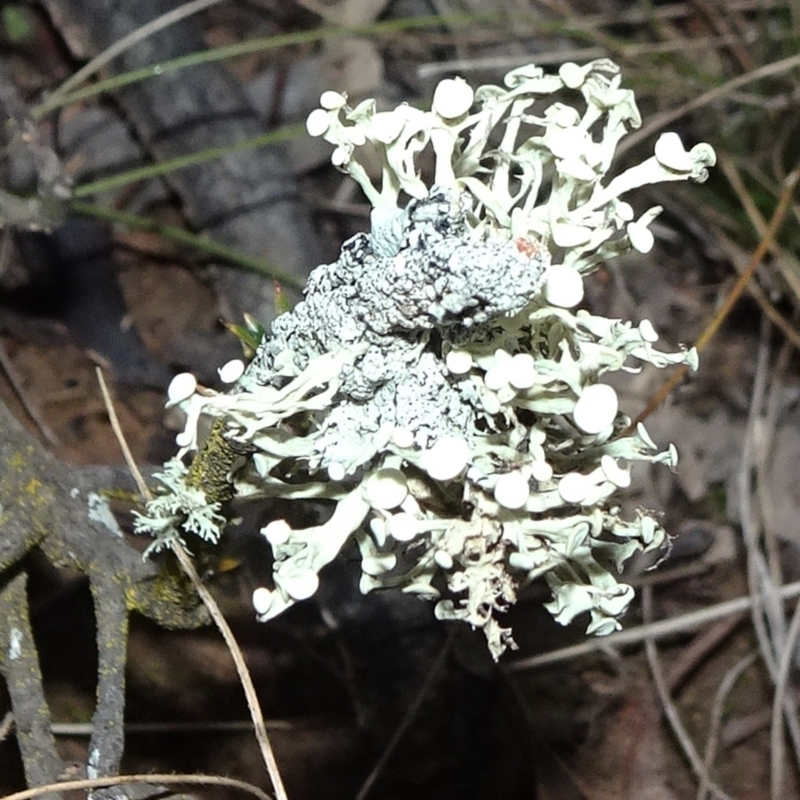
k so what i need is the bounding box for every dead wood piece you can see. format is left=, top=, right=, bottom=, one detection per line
left=42, top=0, right=323, bottom=325
left=0, top=572, right=64, bottom=800
left=0, top=65, right=70, bottom=232
left=0, top=395, right=210, bottom=793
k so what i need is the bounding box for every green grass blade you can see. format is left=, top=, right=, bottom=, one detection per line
left=69, top=199, right=306, bottom=291
left=32, top=14, right=490, bottom=119
left=72, top=124, right=303, bottom=198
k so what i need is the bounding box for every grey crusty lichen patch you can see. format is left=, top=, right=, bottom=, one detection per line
left=246, top=187, right=549, bottom=457
left=247, top=189, right=549, bottom=384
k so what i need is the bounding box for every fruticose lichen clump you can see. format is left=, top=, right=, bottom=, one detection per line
left=135, top=59, right=713, bottom=659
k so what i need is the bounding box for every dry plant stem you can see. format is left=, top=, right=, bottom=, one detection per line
left=666, top=615, right=743, bottom=695
left=171, top=543, right=289, bottom=800
left=758, top=337, right=795, bottom=586
left=51, top=719, right=292, bottom=736
left=708, top=224, right=800, bottom=352
left=719, top=152, right=800, bottom=304
left=618, top=51, right=800, bottom=156
left=0, top=572, right=63, bottom=795
left=96, top=369, right=289, bottom=800
left=692, top=0, right=754, bottom=70
left=739, top=323, right=800, bottom=775
left=723, top=701, right=800, bottom=750
left=418, top=33, right=760, bottom=79
left=507, top=579, right=800, bottom=671
left=630, top=168, right=799, bottom=429
left=0, top=772, right=272, bottom=800
left=354, top=627, right=456, bottom=800
left=641, top=587, right=734, bottom=800
left=0, top=341, right=60, bottom=448
left=696, top=652, right=758, bottom=800
left=771, top=600, right=800, bottom=800
left=417, top=3, right=799, bottom=81
left=45, top=0, right=227, bottom=102
left=739, top=327, right=783, bottom=678
left=96, top=368, right=147, bottom=497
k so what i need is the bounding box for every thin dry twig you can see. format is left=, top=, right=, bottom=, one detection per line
left=506, top=579, right=800, bottom=671
left=0, top=341, right=60, bottom=448
left=96, top=368, right=147, bottom=496
left=418, top=31, right=782, bottom=79
left=417, top=0, right=788, bottom=78
left=771, top=600, right=800, bottom=800
left=618, top=51, right=800, bottom=155
left=738, top=320, right=800, bottom=783
left=50, top=719, right=292, bottom=736
left=719, top=152, right=800, bottom=303
left=641, top=586, right=734, bottom=800
left=738, top=325, right=783, bottom=673
left=172, top=543, right=289, bottom=800
left=708, top=224, right=800, bottom=353
left=758, top=335, right=795, bottom=587
left=354, top=626, right=457, bottom=800
left=630, top=168, right=799, bottom=429
left=666, top=615, right=743, bottom=695
left=692, top=0, right=754, bottom=71
left=0, top=772, right=272, bottom=800
left=39, top=0, right=227, bottom=109
left=696, top=652, right=758, bottom=800
left=96, top=368, right=289, bottom=800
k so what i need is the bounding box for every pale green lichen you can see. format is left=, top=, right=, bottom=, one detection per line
left=136, top=59, right=713, bottom=659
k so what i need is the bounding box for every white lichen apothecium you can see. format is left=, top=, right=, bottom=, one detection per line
left=135, top=59, right=714, bottom=659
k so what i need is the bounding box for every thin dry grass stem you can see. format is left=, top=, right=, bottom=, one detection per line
left=507, top=580, right=800, bottom=671
left=771, top=601, right=800, bottom=800
left=739, top=320, right=800, bottom=780
left=765, top=340, right=800, bottom=797
left=551, top=0, right=627, bottom=58
left=584, top=0, right=782, bottom=28
left=666, top=615, right=743, bottom=695
left=51, top=719, right=292, bottom=736
left=96, top=368, right=147, bottom=497
left=696, top=652, right=758, bottom=800
left=418, top=31, right=782, bottom=79
left=630, top=168, right=799, bottom=430
left=95, top=368, right=289, bottom=800
left=758, top=337, right=795, bottom=585
left=641, top=586, right=734, bottom=800
left=719, top=152, right=800, bottom=302
left=722, top=705, right=790, bottom=749
left=417, top=0, right=788, bottom=78
left=739, top=325, right=783, bottom=674
left=0, top=772, right=272, bottom=800
left=170, top=545, right=289, bottom=800
left=707, top=225, right=800, bottom=353
left=679, top=169, right=797, bottom=348
left=354, top=626, right=457, bottom=800
left=618, top=52, right=800, bottom=156
left=42, top=0, right=227, bottom=106
left=692, top=0, right=754, bottom=70
left=0, top=343, right=60, bottom=448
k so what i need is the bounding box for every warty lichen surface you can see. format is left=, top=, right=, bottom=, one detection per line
left=247, top=188, right=549, bottom=395
left=241, top=187, right=548, bottom=478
